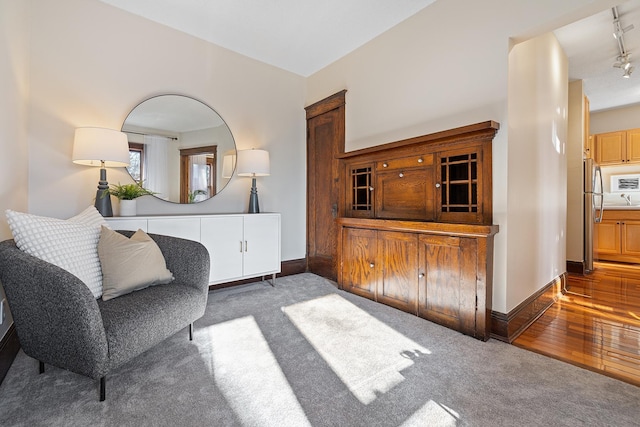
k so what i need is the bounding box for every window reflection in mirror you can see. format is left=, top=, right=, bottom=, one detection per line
left=121, top=95, right=236, bottom=204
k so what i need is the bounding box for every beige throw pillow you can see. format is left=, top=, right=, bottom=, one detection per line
left=98, top=227, right=174, bottom=301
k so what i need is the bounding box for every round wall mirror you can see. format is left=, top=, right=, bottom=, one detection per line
left=121, top=94, right=236, bottom=204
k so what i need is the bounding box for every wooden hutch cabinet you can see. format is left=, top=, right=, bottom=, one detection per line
left=337, top=121, right=499, bottom=340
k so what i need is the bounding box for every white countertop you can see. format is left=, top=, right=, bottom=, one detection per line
left=603, top=205, right=640, bottom=210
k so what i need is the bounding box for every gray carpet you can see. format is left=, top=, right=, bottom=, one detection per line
left=0, top=273, right=638, bottom=426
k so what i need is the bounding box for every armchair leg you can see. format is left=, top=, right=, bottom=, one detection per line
left=189, top=323, right=193, bottom=341
left=100, top=377, right=106, bottom=402
left=39, top=361, right=45, bottom=374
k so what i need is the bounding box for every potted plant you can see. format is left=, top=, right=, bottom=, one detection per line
left=106, top=183, right=156, bottom=216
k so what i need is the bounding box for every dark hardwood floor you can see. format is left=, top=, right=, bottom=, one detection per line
left=514, top=262, right=640, bottom=387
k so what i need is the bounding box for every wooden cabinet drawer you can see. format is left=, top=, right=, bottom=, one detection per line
left=376, top=154, right=433, bottom=171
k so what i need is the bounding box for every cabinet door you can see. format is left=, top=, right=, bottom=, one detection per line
left=147, top=218, right=201, bottom=241
left=626, top=129, right=640, bottom=163
left=621, top=221, right=640, bottom=258
left=595, top=131, right=626, bottom=165
left=243, top=214, right=281, bottom=277
left=375, top=168, right=434, bottom=220
left=377, top=231, right=419, bottom=314
left=346, top=163, right=374, bottom=218
left=418, top=235, right=477, bottom=335
left=436, top=147, right=485, bottom=224
left=341, top=227, right=378, bottom=300
left=200, top=216, right=244, bottom=283
left=594, top=220, right=621, bottom=257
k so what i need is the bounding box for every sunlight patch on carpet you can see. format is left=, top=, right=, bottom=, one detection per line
left=283, top=293, right=431, bottom=405
left=399, top=400, right=459, bottom=426
left=203, top=316, right=311, bottom=427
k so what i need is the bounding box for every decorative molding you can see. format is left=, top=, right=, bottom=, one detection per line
left=304, top=90, right=347, bottom=120
left=0, top=324, right=20, bottom=386
left=490, top=274, right=565, bottom=343
left=209, top=258, right=307, bottom=290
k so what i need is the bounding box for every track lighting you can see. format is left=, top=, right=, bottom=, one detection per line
left=612, top=7, right=635, bottom=78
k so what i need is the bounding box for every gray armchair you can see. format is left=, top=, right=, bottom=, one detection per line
left=0, top=231, right=210, bottom=401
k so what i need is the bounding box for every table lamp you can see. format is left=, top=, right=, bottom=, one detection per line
left=72, top=127, right=130, bottom=217
left=237, top=149, right=270, bottom=213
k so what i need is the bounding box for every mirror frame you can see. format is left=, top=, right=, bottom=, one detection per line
left=121, top=94, right=236, bottom=204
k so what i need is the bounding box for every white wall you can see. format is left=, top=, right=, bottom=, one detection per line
left=566, top=81, right=586, bottom=263
left=24, top=0, right=307, bottom=262
left=590, top=103, right=640, bottom=133
left=506, top=33, right=568, bottom=310
left=306, top=0, right=607, bottom=313
left=0, top=0, right=28, bottom=339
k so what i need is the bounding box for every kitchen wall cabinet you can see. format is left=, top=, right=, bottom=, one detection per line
left=594, top=128, right=640, bottom=165
left=594, top=210, right=640, bottom=264
left=105, top=213, right=281, bottom=285
left=338, top=217, right=498, bottom=340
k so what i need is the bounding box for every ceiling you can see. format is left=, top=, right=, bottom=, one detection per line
left=554, top=0, right=640, bottom=112
left=98, top=0, right=436, bottom=77
left=100, top=0, right=640, bottom=113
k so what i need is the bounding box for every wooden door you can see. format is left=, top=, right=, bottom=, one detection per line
left=305, top=91, right=346, bottom=280
left=595, top=131, right=625, bottom=165
left=626, top=129, right=640, bottom=163
left=418, top=234, right=477, bottom=336
left=594, top=220, right=621, bottom=258
left=377, top=231, right=419, bottom=314
left=340, top=227, right=378, bottom=300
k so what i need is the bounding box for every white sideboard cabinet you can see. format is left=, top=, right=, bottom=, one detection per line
left=105, top=213, right=281, bottom=285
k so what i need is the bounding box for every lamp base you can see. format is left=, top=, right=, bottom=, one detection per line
left=94, top=167, right=113, bottom=217
left=248, top=177, right=260, bottom=214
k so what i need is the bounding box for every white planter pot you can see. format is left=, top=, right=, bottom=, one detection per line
left=119, top=199, right=137, bottom=217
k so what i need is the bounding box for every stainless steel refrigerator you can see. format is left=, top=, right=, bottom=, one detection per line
left=584, top=157, right=604, bottom=272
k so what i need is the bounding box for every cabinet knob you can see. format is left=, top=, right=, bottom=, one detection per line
left=399, top=172, right=404, bottom=178
left=369, top=263, right=375, bottom=268
left=418, top=273, right=425, bottom=279
left=435, top=183, right=441, bottom=188
left=383, top=163, right=388, bottom=168
left=418, top=158, right=423, bottom=163
left=369, top=186, right=374, bottom=191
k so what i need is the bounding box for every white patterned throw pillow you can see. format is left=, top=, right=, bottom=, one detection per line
left=5, top=207, right=109, bottom=299
left=69, top=205, right=111, bottom=229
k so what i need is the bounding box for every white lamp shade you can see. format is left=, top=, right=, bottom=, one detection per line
left=237, top=149, right=270, bottom=176
left=72, top=127, right=130, bottom=167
